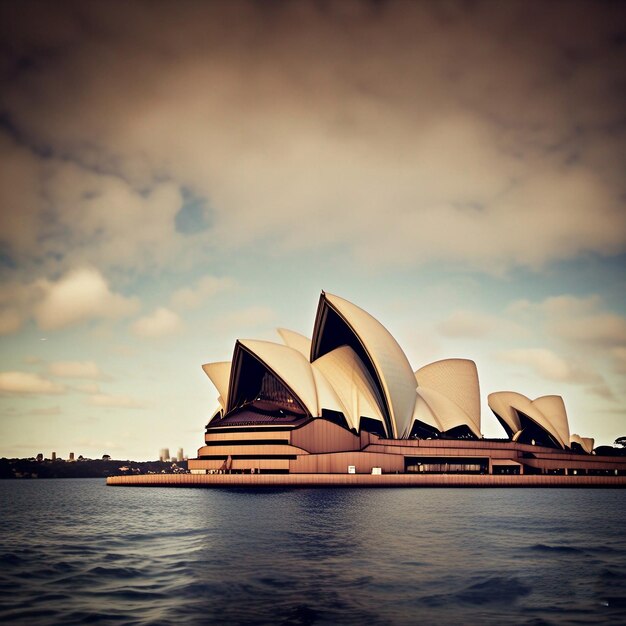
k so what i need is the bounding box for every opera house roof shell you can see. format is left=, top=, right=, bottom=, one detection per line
left=199, top=290, right=593, bottom=452
left=487, top=391, right=571, bottom=449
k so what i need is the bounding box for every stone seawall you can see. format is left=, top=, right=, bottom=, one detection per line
left=106, top=473, right=626, bottom=488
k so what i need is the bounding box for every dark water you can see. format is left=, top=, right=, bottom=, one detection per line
left=1, top=481, right=625, bottom=625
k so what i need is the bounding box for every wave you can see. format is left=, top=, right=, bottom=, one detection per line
left=529, top=543, right=584, bottom=554
left=423, top=575, right=532, bottom=607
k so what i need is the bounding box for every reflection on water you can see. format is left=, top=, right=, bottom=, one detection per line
left=1, top=480, right=625, bottom=624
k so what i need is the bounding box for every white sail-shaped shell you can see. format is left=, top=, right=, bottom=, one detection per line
left=488, top=391, right=570, bottom=449
left=277, top=328, right=312, bottom=359
left=488, top=391, right=525, bottom=436
left=570, top=433, right=594, bottom=454
left=313, top=345, right=386, bottom=434
left=311, top=367, right=348, bottom=417
left=415, top=358, right=481, bottom=436
left=202, top=361, right=232, bottom=408
left=533, top=395, right=570, bottom=449
left=413, top=386, right=481, bottom=437
left=233, top=339, right=319, bottom=417
left=311, top=292, right=417, bottom=438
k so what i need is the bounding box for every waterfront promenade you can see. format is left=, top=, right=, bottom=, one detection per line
left=107, top=473, right=626, bottom=488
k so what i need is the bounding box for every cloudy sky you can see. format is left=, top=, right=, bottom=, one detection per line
left=1, top=0, right=625, bottom=460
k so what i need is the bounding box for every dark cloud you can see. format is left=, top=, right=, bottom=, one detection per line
left=1, top=0, right=625, bottom=276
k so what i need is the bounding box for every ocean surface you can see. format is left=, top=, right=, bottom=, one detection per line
left=1, top=480, right=625, bottom=625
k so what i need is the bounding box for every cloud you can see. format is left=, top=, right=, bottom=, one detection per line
left=214, top=306, right=275, bottom=333
left=0, top=2, right=624, bottom=274
left=0, top=278, right=104, bottom=338
left=0, top=372, right=65, bottom=395
left=499, top=295, right=625, bottom=402
left=520, top=294, right=626, bottom=351
left=0, top=129, right=186, bottom=275
left=613, top=347, right=626, bottom=375
left=539, top=295, right=602, bottom=317
left=0, top=280, right=41, bottom=336
left=437, top=310, right=523, bottom=339
left=73, top=382, right=101, bottom=394
left=34, top=268, right=139, bottom=330
left=48, top=360, right=103, bottom=380
left=131, top=307, right=182, bottom=338
left=553, top=314, right=626, bottom=349
left=170, top=275, right=236, bottom=310
left=0, top=308, right=22, bottom=335
left=506, top=299, right=533, bottom=315
left=497, top=348, right=601, bottom=385
left=24, top=406, right=62, bottom=416
left=2, top=405, right=62, bottom=417
left=88, top=393, right=146, bottom=409
left=438, top=311, right=493, bottom=338
left=587, top=384, right=616, bottom=401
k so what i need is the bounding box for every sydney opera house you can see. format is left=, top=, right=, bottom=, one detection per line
left=186, top=292, right=626, bottom=480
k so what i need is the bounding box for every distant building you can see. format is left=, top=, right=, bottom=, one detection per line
left=36, top=453, right=43, bottom=462
left=177, top=448, right=184, bottom=462
left=69, top=452, right=75, bottom=461
left=51, top=452, right=56, bottom=461
left=159, top=448, right=170, bottom=462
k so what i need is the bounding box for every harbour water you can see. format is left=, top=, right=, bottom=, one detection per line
left=1, top=479, right=625, bottom=625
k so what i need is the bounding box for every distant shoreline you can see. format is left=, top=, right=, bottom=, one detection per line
left=0, top=458, right=188, bottom=479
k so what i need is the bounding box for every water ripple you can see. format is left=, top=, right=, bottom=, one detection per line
left=1, top=481, right=625, bottom=625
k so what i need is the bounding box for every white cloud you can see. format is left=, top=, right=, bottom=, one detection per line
left=214, top=306, right=275, bottom=333
left=587, top=384, right=616, bottom=401
left=131, top=307, right=182, bottom=338
left=539, top=295, right=602, bottom=316
left=497, top=348, right=601, bottom=385
left=88, top=393, right=146, bottom=409
left=437, top=310, right=523, bottom=339
left=0, top=371, right=65, bottom=395
left=170, top=275, right=235, bottom=310
left=505, top=299, right=533, bottom=315
left=438, top=311, right=493, bottom=338
left=498, top=295, right=625, bottom=404
left=34, top=267, right=139, bottom=330
left=48, top=360, right=103, bottom=380
left=23, top=406, right=62, bottom=416
left=73, top=382, right=101, bottom=394
left=554, top=314, right=626, bottom=349
left=519, top=294, right=626, bottom=351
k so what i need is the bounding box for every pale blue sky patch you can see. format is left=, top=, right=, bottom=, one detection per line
left=174, top=187, right=213, bottom=235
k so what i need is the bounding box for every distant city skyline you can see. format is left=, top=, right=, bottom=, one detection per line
left=1, top=1, right=625, bottom=460
left=26, top=448, right=184, bottom=462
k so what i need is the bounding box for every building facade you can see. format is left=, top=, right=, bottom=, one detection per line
left=188, top=292, right=626, bottom=477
